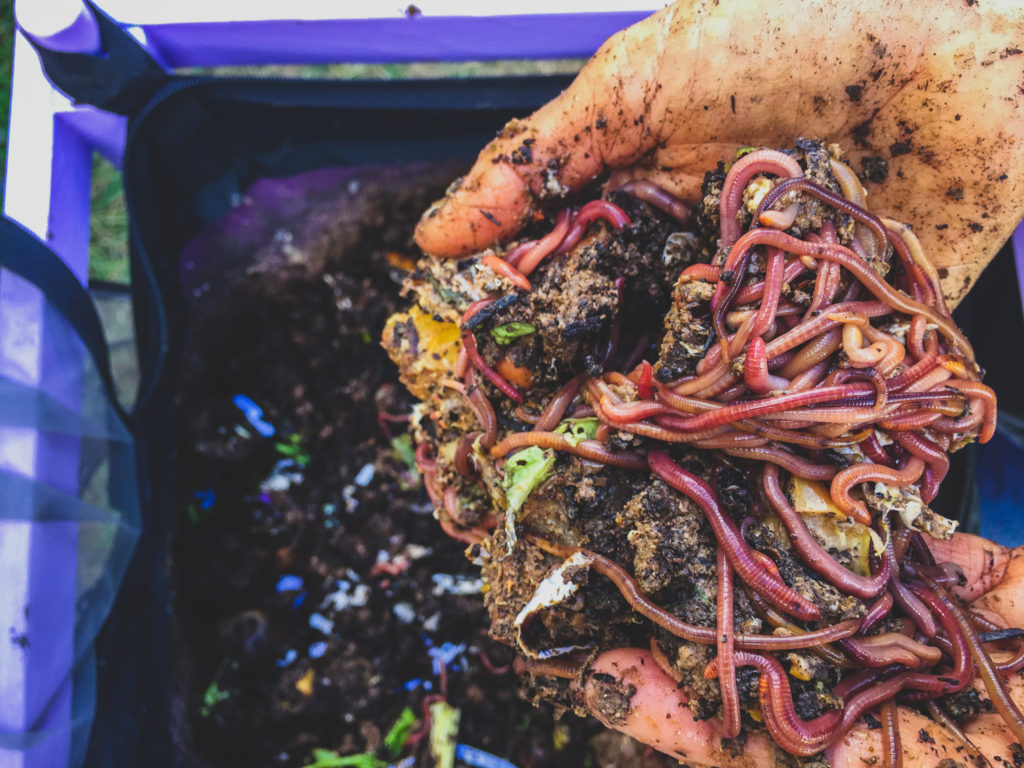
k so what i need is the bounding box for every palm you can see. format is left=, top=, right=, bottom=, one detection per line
left=414, top=0, right=1024, bottom=306
left=576, top=535, right=1024, bottom=767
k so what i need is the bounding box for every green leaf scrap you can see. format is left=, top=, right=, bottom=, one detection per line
left=199, top=682, right=230, bottom=718
left=501, top=446, right=555, bottom=518
left=300, top=749, right=386, bottom=768
left=554, top=417, right=600, bottom=447
left=390, top=434, right=417, bottom=473
left=383, top=706, right=417, bottom=756
left=490, top=322, right=536, bottom=345
left=500, top=445, right=555, bottom=551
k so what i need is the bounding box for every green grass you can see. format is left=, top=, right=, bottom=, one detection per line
left=89, top=155, right=130, bottom=284
left=180, top=59, right=584, bottom=80
left=0, top=0, right=14, bottom=210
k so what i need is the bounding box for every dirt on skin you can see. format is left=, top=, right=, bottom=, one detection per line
left=170, top=164, right=671, bottom=768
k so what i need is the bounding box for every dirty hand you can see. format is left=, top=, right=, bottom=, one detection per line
left=575, top=533, right=1024, bottom=767
left=414, top=0, right=1024, bottom=306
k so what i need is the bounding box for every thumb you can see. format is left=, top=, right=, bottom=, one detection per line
left=579, top=648, right=779, bottom=765
left=413, top=10, right=668, bottom=258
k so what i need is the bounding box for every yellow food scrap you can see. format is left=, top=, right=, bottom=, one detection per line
left=295, top=668, right=315, bottom=697
left=776, top=477, right=874, bottom=576
left=788, top=656, right=814, bottom=681
left=552, top=722, right=571, bottom=751
left=385, top=250, right=418, bottom=271
left=428, top=700, right=460, bottom=768
left=790, top=478, right=844, bottom=517
left=746, top=707, right=764, bottom=723
left=382, top=306, right=462, bottom=400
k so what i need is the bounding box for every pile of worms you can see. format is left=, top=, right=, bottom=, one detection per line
left=413, top=149, right=1016, bottom=761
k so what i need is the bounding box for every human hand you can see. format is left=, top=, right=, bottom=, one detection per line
left=414, top=0, right=1024, bottom=306
left=570, top=533, right=1024, bottom=767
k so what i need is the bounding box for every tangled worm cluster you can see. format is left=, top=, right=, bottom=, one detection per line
left=384, top=142, right=1014, bottom=762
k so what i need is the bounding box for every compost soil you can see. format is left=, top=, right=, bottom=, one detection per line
left=170, top=164, right=670, bottom=768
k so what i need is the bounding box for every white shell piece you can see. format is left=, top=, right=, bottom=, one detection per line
left=514, top=552, right=597, bottom=659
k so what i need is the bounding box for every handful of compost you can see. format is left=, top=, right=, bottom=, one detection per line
left=383, top=140, right=1017, bottom=760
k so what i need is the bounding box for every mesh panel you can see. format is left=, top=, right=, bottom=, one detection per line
left=0, top=271, right=139, bottom=767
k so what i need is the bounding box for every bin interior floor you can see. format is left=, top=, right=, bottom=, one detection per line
left=170, top=164, right=671, bottom=768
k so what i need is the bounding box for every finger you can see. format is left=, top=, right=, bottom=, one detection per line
left=414, top=10, right=670, bottom=258
left=969, top=547, right=1024, bottom=629
left=605, top=142, right=747, bottom=204
left=580, top=648, right=779, bottom=766
left=828, top=703, right=991, bottom=768
left=962, top=675, right=1024, bottom=760
left=926, top=533, right=1011, bottom=603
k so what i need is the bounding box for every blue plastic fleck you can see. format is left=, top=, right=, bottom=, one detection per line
left=402, top=678, right=432, bottom=692
left=455, top=744, right=518, bottom=768
left=276, top=574, right=304, bottom=593
left=309, top=612, right=334, bottom=635
left=354, top=463, right=376, bottom=487
left=291, top=591, right=307, bottom=609
left=428, top=642, right=466, bottom=675
left=308, top=641, right=328, bottom=659
left=276, top=649, right=298, bottom=667
left=194, top=488, right=216, bottom=510
left=232, top=394, right=276, bottom=438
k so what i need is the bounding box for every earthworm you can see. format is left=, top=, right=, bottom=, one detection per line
left=513, top=655, right=582, bottom=680
left=860, top=592, right=895, bottom=634
left=884, top=531, right=939, bottom=639
left=743, top=336, right=791, bottom=393
left=615, top=180, right=690, bottom=221
left=880, top=700, right=903, bottom=768
left=923, top=701, right=986, bottom=765
left=530, top=537, right=854, bottom=650
left=941, top=379, right=997, bottom=443
left=502, top=238, right=539, bottom=268
left=680, top=263, right=720, bottom=282
left=734, top=258, right=807, bottom=304
left=719, top=149, right=803, bottom=248
left=728, top=445, right=838, bottom=481
left=518, top=208, right=573, bottom=274
left=462, top=331, right=523, bottom=403
left=489, top=430, right=647, bottom=471
left=748, top=229, right=971, bottom=356
left=756, top=177, right=890, bottom=265
left=716, top=547, right=741, bottom=738
left=706, top=651, right=840, bottom=756
left=920, top=578, right=1024, bottom=743
left=550, top=200, right=629, bottom=260
left=481, top=253, right=531, bottom=290
left=890, top=431, right=948, bottom=501
left=860, top=432, right=895, bottom=466
left=762, top=464, right=888, bottom=597
left=829, top=456, right=925, bottom=524
left=460, top=298, right=495, bottom=326
left=533, top=373, right=586, bottom=431
left=649, top=450, right=820, bottom=621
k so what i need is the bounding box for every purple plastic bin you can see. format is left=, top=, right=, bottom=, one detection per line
left=1, top=3, right=654, bottom=766
left=5, top=4, right=1023, bottom=768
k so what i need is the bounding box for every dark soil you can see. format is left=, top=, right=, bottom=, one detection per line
left=170, top=164, right=667, bottom=768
